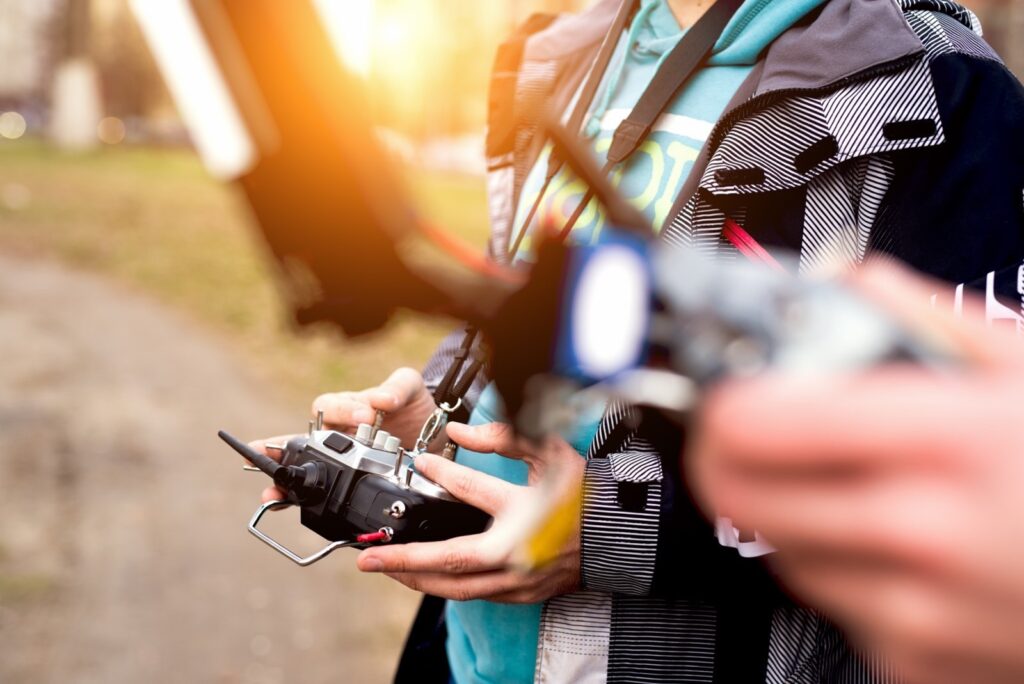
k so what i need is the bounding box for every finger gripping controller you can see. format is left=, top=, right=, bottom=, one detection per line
left=218, top=421, right=491, bottom=566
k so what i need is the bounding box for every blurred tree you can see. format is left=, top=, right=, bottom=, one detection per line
left=50, top=0, right=102, bottom=149
left=0, top=0, right=57, bottom=104
left=92, top=1, right=169, bottom=120
left=368, top=0, right=588, bottom=140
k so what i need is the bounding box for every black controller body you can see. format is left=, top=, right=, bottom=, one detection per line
left=278, top=430, right=491, bottom=545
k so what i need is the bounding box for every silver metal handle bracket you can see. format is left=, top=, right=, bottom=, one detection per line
left=248, top=500, right=358, bottom=566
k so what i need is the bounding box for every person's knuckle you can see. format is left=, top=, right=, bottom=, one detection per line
left=394, top=366, right=419, bottom=379
left=451, top=469, right=478, bottom=501
left=895, top=529, right=947, bottom=570
left=450, top=585, right=477, bottom=602
left=498, top=587, right=533, bottom=604
left=879, top=493, right=955, bottom=568
left=700, top=391, right=741, bottom=450
left=390, top=367, right=422, bottom=390
left=443, top=548, right=474, bottom=573
left=315, top=391, right=359, bottom=417
left=890, top=611, right=945, bottom=655
left=312, top=392, right=335, bottom=411
left=397, top=574, right=419, bottom=592
left=881, top=585, right=948, bottom=649
left=490, top=422, right=512, bottom=442
left=894, top=655, right=945, bottom=684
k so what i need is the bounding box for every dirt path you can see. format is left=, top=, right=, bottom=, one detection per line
left=0, top=252, right=419, bottom=683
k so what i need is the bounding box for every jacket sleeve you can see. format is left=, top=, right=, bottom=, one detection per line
left=579, top=440, right=664, bottom=595
left=580, top=408, right=782, bottom=601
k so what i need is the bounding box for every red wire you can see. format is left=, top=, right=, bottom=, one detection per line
left=356, top=530, right=390, bottom=543
left=418, top=220, right=525, bottom=285
left=722, top=218, right=788, bottom=273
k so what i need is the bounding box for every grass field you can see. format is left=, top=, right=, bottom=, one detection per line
left=0, top=138, right=491, bottom=399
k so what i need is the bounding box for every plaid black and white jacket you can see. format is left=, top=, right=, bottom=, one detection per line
left=419, top=1, right=1024, bottom=682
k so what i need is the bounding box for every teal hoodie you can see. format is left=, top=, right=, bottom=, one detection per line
left=448, top=2, right=828, bottom=683
left=514, top=0, right=831, bottom=251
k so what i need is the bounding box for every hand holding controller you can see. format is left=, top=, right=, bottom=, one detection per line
left=312, top=367, right=441, bottom=448
left=255, top=368, right=445, bottom=505
left=219, top=408, right=491, bottom=566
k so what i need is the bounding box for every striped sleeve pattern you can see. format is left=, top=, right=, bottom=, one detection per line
left=701, top=97, right=832, bottom=196
left=900, top=0, right=981, bottom=35
left=767, top=607, right=902, bottom=684
left=800, top=155, right=896, bottom=274
left=664, top=195, right=729, bottom=257
left=800, top=168, right=859, bottom=275
left=537, top=592, right=612, bottom=658
left=607, top=450, right=663, bottom=482
left=580, top=456, right=662, bottom=595
left=766, top=606, right=826, bottom=684
left=585, top=400, right=638, bottom=458
left=903, top=8, right=999, bottom=63
left=607, top=596, right=717, bottom=684
left=818, top=624, right=902, bottom=684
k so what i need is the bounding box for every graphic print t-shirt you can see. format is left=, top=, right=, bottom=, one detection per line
left=514, top=0, right=755, bottom=255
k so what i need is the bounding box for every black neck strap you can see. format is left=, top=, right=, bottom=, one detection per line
left=432, top=326, right=479, bottom=412
left=508, top=0, right=638, bottom=259
left=606, top=0, right=743, bottom=164
left=443, top=0, right=743, bottom=415
left=510, top=0, right=742, bottom=256
left=552, top=0, right=640, bottom=177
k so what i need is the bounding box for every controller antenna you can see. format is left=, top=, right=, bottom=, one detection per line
left=219, top=430, right=284, bottom=477
left=218, top=430, right=329, bottom=502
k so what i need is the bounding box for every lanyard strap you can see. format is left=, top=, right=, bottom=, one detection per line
left=558, top=0, right=745, bottom=241
left=436, top=0, right=743, bottom=425
left=605, top=0, right=743, bottom=164
left=552, top=0, right=641, bottom=179
left=432, top=326, right=479, bottom=414
left=512, top=0, right=743, bottom=254
left=441, top=0, right=640, bottom=415
left=508, top=0, right=639, bottom=259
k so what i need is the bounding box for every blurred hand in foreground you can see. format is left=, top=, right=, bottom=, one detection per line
left=249, top=367, right=439, bottom=503
left=691, top=263, right=1024, bottom=684
left=356, top=421, right=583, bottom=604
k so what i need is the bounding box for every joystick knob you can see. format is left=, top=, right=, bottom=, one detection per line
left=355, top=423, right=373, bottom=444
left=371, top=430, right=391, bottom=450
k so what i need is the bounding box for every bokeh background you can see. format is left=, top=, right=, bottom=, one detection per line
left=0, top=1, right=1020, bottom=683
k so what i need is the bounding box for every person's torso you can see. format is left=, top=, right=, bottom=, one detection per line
left=446, top=2, right=834, bottom=682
